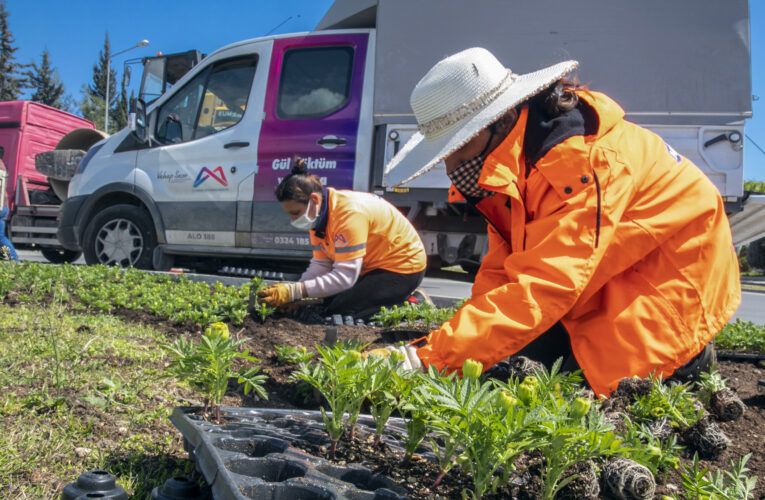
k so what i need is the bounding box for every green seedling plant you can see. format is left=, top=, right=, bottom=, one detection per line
left=371, top=305, right=408, bottom=328
left=418, top=366, right=463, bottom=488
left=423, top=359, right=536, bottom=498
left=621, top=415, right=683, bottom=475
left=362, top=353, right=402, bottom=446
left=273, top=344, right=315, bottom=365
left=344, top=354, right=380, bottom=441
left=0, top=262, right=259, bottom=327
left=715, top=318, right=765, bottom=353
left=694, top=367, right=729, bottom=405
left=252, top=302, right=274, bottom=323
left=371, top=302, right=458, bottom=329
left=630, top=374, right=704, bottom=428
left=532, top=399, right=630, bottom=500
left=292, top=343, right=368, bottom=458
left=502, top=359, right=631, bottom=500
left=165, top=322, right=268, bottom=423
left=673, top=452, right=757, bottom=500
left=392, top=367, right=430, bottom=466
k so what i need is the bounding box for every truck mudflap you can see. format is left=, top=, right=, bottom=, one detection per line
left=56, top=194, right=88, bottom=251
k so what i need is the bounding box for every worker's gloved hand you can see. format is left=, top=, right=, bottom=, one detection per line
left=257, top=282, right=303, bottom=307
left=276, top=302, right=302, bottom=314
left=366, top=344, right=423, bottom=371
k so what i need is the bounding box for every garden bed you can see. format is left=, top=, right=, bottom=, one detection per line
left=96, top=308, right=765, bottom=499
left=1, top=263, right=764, bottom=499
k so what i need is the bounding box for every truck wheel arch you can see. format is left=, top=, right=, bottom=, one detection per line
left=77, top=183, right=166, bottom=247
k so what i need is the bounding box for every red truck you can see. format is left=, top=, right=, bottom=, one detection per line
left=0, top=101, right=98, bottom=262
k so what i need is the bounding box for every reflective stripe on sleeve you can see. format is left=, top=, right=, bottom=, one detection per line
left=334, top=243, right=366, bottom=254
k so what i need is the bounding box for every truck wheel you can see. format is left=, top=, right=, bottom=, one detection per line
left=40, top=247, right=82, bottom=264
left=83, top=205, right=156, bottom=269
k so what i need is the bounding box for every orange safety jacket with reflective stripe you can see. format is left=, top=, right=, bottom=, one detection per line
left=309, top=188, right=426, bottom=276
left=415, top=90, right=740, bottom=397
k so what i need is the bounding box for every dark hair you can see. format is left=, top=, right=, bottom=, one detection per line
left=274, top=158, right=323, bottom=202
left=529, top=77, right=583, bottom=118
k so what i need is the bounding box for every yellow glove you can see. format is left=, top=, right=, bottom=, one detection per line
left=365, top=345, right=423, bottom=371
left=257, top=282, right=303, bottom=307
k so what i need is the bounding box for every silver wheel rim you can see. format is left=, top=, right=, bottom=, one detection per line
left=95, top=218, right=144, bottom=266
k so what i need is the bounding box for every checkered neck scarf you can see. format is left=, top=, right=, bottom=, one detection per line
left=447, top=154, right=494, bottom=198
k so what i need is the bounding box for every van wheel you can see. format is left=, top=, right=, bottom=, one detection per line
left=83, top=205, right=156, bottom=269
left=40, top=248, right=82, bottom=264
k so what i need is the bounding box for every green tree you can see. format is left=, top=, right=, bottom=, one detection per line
left=112, top=66, right=131, bottom=132
left=0, top=0, right=25, bottom=101
left=25, top=49, right=65, bottom=108
left=80, top=32, right=117, bottom=131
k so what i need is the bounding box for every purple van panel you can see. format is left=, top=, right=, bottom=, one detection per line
left=255, top=33, right=368, bottom=201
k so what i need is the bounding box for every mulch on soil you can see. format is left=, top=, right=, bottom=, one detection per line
left=114, top=308, right=765, bottom=499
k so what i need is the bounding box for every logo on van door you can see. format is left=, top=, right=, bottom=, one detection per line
left=193, top=166, right=228, bottom=188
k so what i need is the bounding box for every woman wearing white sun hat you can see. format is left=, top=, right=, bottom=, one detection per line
left=382, top=47, right=740, bottom=397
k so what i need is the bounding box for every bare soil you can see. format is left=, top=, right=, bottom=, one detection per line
left=115, top=308, right=765, bottom=499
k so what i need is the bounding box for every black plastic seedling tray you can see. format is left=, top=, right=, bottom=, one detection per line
left=170, top=407, right=422, bottom=500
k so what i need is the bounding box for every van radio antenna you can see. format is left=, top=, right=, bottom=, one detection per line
left=265, top=14, right=300, bottom=36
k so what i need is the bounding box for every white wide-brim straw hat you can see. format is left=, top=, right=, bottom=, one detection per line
left=384, top=47, right=578, bottom=187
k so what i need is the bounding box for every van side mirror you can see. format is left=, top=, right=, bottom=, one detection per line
left=129, top=98, right=148, bottom=143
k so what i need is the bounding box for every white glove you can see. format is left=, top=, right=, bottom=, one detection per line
left=384, top=344, right=423, bottom=371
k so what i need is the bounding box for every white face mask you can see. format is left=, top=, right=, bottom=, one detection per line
left=290, top=199, right=317, bottom=230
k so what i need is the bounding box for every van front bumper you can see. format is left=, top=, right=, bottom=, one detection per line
left=57, top=195, right=88, bottom=251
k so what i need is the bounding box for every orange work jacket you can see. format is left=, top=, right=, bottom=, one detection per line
left=415, top=90, right=741, bottom=397
left=310, top=188, right=426, bottom=276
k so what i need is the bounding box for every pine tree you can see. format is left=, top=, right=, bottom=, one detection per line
left=0, top=0, right=25, bottom=101
left=81, top=32, right=117, bottom=131
left=112, top=66, right=131, bottom=131
left=25, top=49, right=65, bottom=108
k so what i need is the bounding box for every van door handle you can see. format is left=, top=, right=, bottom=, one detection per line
left=224, top=141, right=250, bottom=149
left=317, top=136, right=347, bottom=148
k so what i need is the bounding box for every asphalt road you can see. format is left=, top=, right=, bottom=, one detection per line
left=14, top=249, right=765, bottom=324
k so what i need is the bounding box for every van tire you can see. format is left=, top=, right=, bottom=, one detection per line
left=40, top=247, right=82, bottom=264
left=82, top=204, right=156, bottom=269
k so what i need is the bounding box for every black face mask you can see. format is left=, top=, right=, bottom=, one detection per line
left=448, top=154, right=493, bottom=198
left=447, top=125, right=497, bottom=198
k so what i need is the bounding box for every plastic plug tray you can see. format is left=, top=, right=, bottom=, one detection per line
left=170, top=407, right=422, bottom=500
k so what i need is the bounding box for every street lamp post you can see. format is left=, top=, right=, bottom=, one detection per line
left=105, top=39, right=149, bottom=133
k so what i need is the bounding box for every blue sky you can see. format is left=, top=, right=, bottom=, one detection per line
left=6, top=0, right=765, bottom=180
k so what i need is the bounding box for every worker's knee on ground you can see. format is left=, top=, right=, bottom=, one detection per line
left=669, top=343, right=716, bottom=383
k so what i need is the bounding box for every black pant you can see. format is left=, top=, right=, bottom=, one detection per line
left=514, top=322, right=715, bottom=384
left=514, top=321, right=581, bottom=373
left=324, top=269, right=425, bottom=320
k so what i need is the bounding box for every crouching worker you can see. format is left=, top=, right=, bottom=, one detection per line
left=257, top=159, right=428, bottom=321
left=382, top=48, right=740, bottom=396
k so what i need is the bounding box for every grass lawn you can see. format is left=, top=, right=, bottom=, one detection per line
left=0, top=303, right=198, bottom=499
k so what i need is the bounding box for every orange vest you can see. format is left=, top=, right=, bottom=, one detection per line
left=416, top=91, right=740, bottom=397
left=310, top=188, right=426, bottom=275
